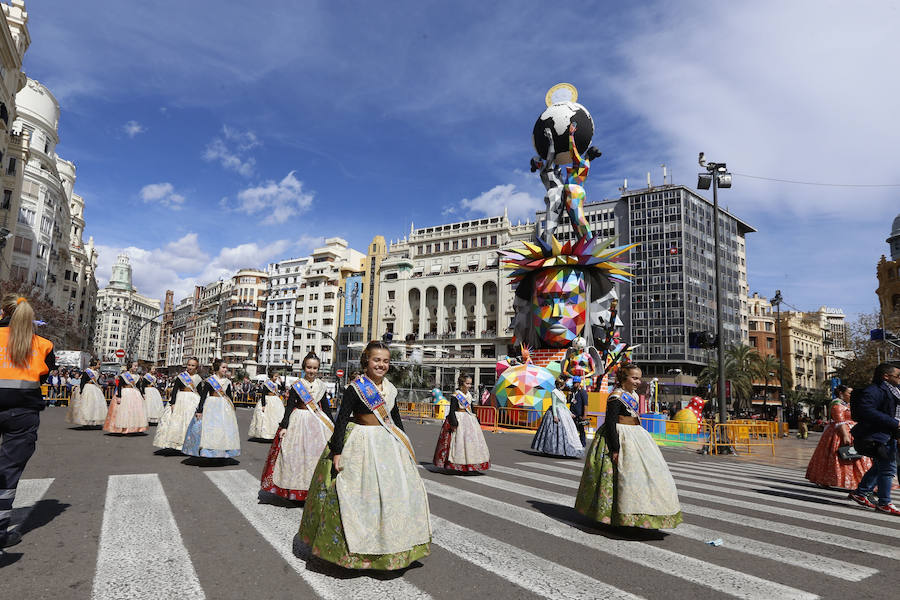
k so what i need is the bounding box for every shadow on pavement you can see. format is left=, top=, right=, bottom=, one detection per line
left=526, top=499, right=668, bottom=541
left=418, top=461, right=486, bottom=476
left=16, top=498, right=71, bottom=538
left=292, top=534, right=424, bottom=579
left=257, top=490, right=303, bottom=508
left=153, top=448, right=184, bottom=457
left=514, top=448, right=583, bottom=460
left=0, top=550, right=23, bottom=567
left=180, top=457, right=240, bottom=467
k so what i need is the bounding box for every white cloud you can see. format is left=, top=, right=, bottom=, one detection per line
left=235, top=171, right=314, bottom=224
left=454, top=170, right=546, bottom=223
left=122, top=120, right=145, bottom=138
left=203, top=125, right=260, bottom=177
left=95, top=234, right=298, bottom=302
left=139, top=182, right=186, bottom=208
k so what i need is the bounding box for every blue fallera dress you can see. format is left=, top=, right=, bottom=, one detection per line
left=531, top=388, right=584, bottom=458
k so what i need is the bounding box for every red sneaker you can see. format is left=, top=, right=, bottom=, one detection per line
left=875, top=503, right=900, bottom=516
left=848, top=492, right=876, bottom=509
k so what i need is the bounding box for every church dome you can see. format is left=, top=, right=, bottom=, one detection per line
left=889, top=213, right=900, bottom=261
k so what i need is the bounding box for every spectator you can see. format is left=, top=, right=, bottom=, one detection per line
left=46, top=370, right=60, bottom=405
left=848, top=362, right=900, bottom=515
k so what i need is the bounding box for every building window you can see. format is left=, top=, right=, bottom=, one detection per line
left=12, top=236, right=32, bottom=255
left=17, top=207, right=35, bottom=226
left=1, top=189, right=10, bottom=210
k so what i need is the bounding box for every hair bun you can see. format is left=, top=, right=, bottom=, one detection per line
left=16, top=296, right=26, bottom=305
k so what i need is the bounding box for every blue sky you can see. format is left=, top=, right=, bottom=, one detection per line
left=22, top=1, right=900, bottom=317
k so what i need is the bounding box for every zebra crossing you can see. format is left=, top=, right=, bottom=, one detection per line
left=8, top=456, right=900, bottom=600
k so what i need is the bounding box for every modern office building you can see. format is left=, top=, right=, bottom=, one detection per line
left=260, top=255, right=308, bottom=373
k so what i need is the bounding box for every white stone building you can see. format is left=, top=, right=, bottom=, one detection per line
left=376, top=215, right=531, bottom=389
left=0, top=0, right=28, bottom=279
left=259, top=255, right=308, bottom=372
left=223, top=268, right=268, bottom=373
left=93, top=254, right=160, bottom=364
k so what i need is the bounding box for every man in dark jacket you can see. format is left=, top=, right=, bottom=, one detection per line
left=570, top=381, right=588, bottom=447
left=848, top=362, right=900, bottom=515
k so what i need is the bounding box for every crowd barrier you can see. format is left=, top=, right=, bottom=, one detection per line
left=709, top=421, right=777, bottom=455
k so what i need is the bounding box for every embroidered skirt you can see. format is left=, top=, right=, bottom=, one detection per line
left=78, top=383, right=109, bottom=426
left=103, top=388, right=148, bottom=434
left=433, top=412, right=491, bottom=472
left=143, top=387, right=164, bottom=424
left=182, top=396, right=241, bottom=458
left=248, top=395, right=285, bottom=440
left=530, top=407, right=585, bottom=458
left=575, top=423, right=682, bottom=529
left=805, top=423, right=872, bottom=489
left=261, top=409, right=331, bottom=500
left=65, top=386, right=81, bottom=424
left=298, top=423, right=431, bottom=570
left=153, top=391, right=199, bottom=451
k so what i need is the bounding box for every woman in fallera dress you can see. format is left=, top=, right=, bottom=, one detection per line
left=67, top=359, right=107, bottom=427
left=261, top=353, right=332, bottom=501
left=153, top=358, right=201, bottom=452
left=138, top=372, right=163, bottom=425
left=299, top=341, right=431, bottom=570
left=575, top=363, right=682, bottom=528
left=806, top=385, right=872, bottom=489
left=432, top=374, right=491, bottom=472
left=531, top=378, right=584, bottom=458
left=103, top=361, right=148, bottom=434
left=248, top=368, right=285, bottom=440
left=182, top=359, right=240, bottom=459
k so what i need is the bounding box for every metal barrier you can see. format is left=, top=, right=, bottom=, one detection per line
left=709, top=421, right=777, bottom=455
left=496, top=406, right=543, bottom=431
left=474, top=405, right=498, bottom=432
left=396, top=399, right=440, bottom=421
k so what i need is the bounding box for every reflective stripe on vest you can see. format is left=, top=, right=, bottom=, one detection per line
left=0, top=327, right=53, bottom=384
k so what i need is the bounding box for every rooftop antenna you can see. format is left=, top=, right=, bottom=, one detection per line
left=646, top=172, right=652, bottom=189
left=618, top=178, right=628, bottom=194
left=661, top=164, right=667, bottom=185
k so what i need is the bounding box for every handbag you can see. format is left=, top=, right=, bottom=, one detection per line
left=837, top=445, right=863, bottom=461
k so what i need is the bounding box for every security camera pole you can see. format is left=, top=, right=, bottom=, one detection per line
left=698, top=153, right=733, bottom=437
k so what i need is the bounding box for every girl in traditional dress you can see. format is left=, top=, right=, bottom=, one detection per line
left=432, top=374, right=491, bottom=472
left=531, top=379, right=585, bottom=458
left=261, top=353, right=332, bottom=501
left=138, top=372, right=163, bottom=425
left=806, top=385, right=872, bottom=489
left=575, top=363, right=682, bottom=528
left=182, top=358, right=240, bottom=459
left=248, top=368, right=285, bottom=440
left=299, top=341, right=431, bottom=570
left=153, top=358, right=201, bottom=452
left=103, top=361, right=148, bottom=434
left=67, top=360, right=107, bottom=427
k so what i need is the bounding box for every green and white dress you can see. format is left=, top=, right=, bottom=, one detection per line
left=574, top=388, right=682, bottom=528
left=298, top=376, right=431, bottom=570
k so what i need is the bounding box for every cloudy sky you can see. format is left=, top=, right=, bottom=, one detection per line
left=22, top=1, right=900, bottom=315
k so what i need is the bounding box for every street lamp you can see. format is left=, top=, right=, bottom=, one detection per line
left=772, top=289, right=787, bottom=418
left=698, top=153, right=732, bottom=426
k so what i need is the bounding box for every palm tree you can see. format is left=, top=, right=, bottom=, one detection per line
left=756, top=354, right=780, bottom=413
left=697, top=345, right=757, bottom=414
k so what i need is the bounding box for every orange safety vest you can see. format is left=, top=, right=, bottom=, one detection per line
left=0, top=327, right=53, bottom=390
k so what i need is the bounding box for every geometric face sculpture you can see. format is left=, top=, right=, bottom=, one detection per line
left=531, top=266, right=586, bottom=347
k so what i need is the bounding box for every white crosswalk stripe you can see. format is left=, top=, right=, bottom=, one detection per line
left=16, top=445, right=900, bottom=600
left=424, top=477, right=822, bottom=598
left=8, top=478, right=53, bottom=532
left=92, top=474, right=204, bottom=600
left=205, top=469, right=432, bottom=600
left=473, top=464, right=900, bottom=560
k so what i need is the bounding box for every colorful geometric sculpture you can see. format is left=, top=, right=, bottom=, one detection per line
left=494, top=363, right=556, bottom=420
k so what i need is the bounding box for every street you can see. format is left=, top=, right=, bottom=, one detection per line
left=3, top=407, right=899, bottom=600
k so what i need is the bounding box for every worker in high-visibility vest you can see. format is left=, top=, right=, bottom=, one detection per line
left=0, top=295, right=55, bottom=556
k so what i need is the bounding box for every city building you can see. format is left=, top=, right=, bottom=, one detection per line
left=290, top=238, right=364, bottom=372
left=778, top=311, right=827, bottom=392
left=93, top=254, right=160, bottom=364
left=194, top=278, right=233, bottom=366
left=747, top=293, right=777, bottom=358
left=376, top=214, right=532, bottom=390
left=0, top=0, right=28, bottom=280
left=876, top=213, right=900, bottom=332
left=223, top=268, right=267, bottom=374
left=359, top=235, right=387, bottom=342
left=167, top=292, right=198, bottom=370
left=156, top=290, right=174, bottom=368
left=259, top=256, right=308, bottom=373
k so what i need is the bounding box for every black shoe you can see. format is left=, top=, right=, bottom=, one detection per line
left=0, top=530, right=21, bottom=548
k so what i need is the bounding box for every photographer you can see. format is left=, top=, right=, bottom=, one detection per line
left=570, top=379, right=588, bottom=447
left=848, top=362, right=900, bottom=515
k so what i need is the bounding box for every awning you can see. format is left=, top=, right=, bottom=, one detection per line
left=430, top=264, right=441, bottom=273
left=468, top=256, right=479, bottom=265
left=413, top=266, right=423, bottom=273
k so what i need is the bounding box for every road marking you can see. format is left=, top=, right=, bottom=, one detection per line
left=424, top=478, right=818, bottom=599
left=9, top=478, right=54, bottom=531
left=206, top=469, right=432, bottom=600
left=476, top=464, right=900, bottom=560
left=666, top=466, right=900, bottom=524
left=670, top=461, right=806, bottom=479
left=512, top=463, right=877, bottom=580
left=92, top=474, right=204, bottom=600
left=430, top=514, right=643, bottom=600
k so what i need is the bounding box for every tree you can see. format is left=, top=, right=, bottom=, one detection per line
left=0, top=280, right=88, bottom=350
left=757, top=354, right=790, bottom=411
left=696, top=345, right=755, bottom=413
left=834, top=311, right=882, bottom=390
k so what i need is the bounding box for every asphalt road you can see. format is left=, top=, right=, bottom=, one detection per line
left=3, top=406, right=899, bottom=600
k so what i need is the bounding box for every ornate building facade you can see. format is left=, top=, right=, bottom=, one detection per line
left=93, top=255, right=160, bottom=364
